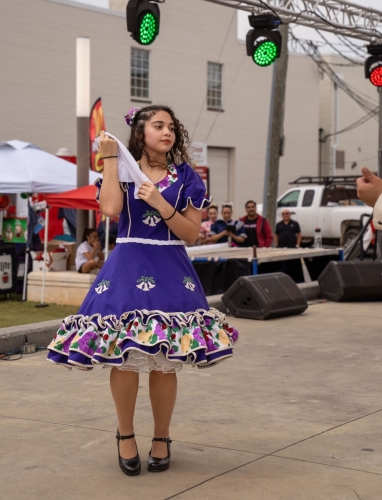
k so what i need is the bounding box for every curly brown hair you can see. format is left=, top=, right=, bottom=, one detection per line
left=127, top=105, right=192, bottom=168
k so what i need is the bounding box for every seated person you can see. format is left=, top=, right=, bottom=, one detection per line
left=105, top=234, right=117, bottom=253
left=98, top=217, right=119, bottom=249
left=209, top=203, right=246, bottom=247
left=75, top=228, right=104, bottom=274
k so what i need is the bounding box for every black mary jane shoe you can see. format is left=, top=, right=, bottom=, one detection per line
left=147, top=437, right=172, bottom=473
left=116, top=430, right=141, bottom=476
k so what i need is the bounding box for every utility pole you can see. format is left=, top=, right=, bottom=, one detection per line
left=76, top=37, right=90, bottom=248
left=262, top=22, right=289, bottom=232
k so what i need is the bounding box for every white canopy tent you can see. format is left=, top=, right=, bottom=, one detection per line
left=0, top=140, right=100, bottom=192
left=0, top=139, right=102, bottom=304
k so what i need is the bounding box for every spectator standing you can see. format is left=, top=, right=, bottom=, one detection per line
left=239, top=200, right=273, bottom=248
left=274, top=210, right=302, bottom=248
left=198, top=204, right=218, bottom=244
left=209, top=203, right=246, bottom=246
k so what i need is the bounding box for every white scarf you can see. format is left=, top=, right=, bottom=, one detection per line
left=96, top=132, right=152, bottom=199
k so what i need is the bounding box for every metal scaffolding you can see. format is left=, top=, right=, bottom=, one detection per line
left=204, top=0, right=382, bottom=42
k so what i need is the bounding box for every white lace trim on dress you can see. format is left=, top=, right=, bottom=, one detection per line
left=116, top=237, right=184, bottom=246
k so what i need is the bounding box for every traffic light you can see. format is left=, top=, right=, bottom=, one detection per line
left=246, top=14, right=282, bottom=67
left=126, top=0, right=160, bottom=46
left=365, top=45, right=382, bottom=87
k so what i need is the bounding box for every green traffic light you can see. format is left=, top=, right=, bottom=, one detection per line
left=253, top=40, right=278, bottom=67
left=139, top=12, right=158, bottom=45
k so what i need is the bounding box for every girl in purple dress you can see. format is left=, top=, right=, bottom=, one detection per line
left=47, top=105, right=239, bottom=475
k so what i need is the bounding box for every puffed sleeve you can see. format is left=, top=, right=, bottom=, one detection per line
left=94, top=177, right=127, bottom=203
left=179, top=163, right=212, bottom=212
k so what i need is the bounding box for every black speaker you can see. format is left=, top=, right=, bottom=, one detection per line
left=222, top=272, right=308, bottom=320
left=318, top=261, right=382, bottom=302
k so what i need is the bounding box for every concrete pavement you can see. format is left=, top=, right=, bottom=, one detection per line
left=1, top=301, right=382, bottom=499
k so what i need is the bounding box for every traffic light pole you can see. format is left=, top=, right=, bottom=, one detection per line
left=379, top=87, right=382, bottom=178
left=262, top=22, right=289, bottom=233
left=377, top=87, right=382, bottom=260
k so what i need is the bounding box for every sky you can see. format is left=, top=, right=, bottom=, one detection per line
left=237, top=0, right=382, bottom=55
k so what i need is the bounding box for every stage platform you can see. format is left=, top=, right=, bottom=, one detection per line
left=27, top=244, right=340, bottom=306
left=186, top=243, right=342, bottom=266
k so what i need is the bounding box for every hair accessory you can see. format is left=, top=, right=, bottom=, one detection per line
left=222, top=201, right=233, bottom=209
left=124, top=107, right=141, bottom=127
left=208, top=203, right=219, bottom=210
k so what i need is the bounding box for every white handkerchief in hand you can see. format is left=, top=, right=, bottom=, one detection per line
left=96, top=132, right=152, bottom=199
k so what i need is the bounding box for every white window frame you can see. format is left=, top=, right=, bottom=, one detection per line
left=207, top=62, right=223, bottom=110
left=131, top=47, right=150, bottom=100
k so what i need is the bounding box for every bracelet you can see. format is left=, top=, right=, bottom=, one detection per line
left=102, top=155, right=118, bottom=160
left=161, top=208, right=177, bottom=221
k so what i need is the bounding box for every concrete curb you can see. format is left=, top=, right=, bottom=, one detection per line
left=0, top=282, right=321, bottom=353
left=0, top=319, right=62, bottom=353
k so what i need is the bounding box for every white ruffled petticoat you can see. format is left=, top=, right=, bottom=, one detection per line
left=117, top=350, right=183, bottom=373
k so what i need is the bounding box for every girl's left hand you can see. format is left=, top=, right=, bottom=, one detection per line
left=137, top=182, right=163, bottom=209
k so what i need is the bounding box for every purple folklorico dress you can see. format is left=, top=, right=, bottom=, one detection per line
left=47, top=163, right=239, bottom=372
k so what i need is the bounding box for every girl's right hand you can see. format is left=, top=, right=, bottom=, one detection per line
left=99, top=131, right=118, bottom=157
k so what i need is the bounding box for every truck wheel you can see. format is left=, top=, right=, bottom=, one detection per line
left=343, top=228, right=360, bottom=247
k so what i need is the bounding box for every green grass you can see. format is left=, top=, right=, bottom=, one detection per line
left=0, top=294, right=78, bottom=328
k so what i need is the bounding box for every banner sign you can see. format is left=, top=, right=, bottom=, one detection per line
left=192, top=142, right=208, bottom=167
left=2, top=218, right=27, bottom=243
left=192, top=142, right=209, bottom=195
left=90, top=97, right=106, bottom=174
left=194, top=166, right=209, bottom=196
left=0, top=253, right=12, bottom=291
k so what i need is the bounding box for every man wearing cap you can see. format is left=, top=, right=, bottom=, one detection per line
left=274, top=210, right=302, bottom=248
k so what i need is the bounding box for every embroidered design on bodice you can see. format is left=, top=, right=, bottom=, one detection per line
left=136, top=276, right=156, bottom=291
left=142, top=210, right=161, bottom=227
left=155, top=164, right=178, bottom=193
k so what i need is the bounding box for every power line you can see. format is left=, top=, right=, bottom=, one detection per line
left=336, top=35, right=367, bottom=57
left=316, top=30, right=362, bottom=66
left=290, top=32, right=378, bottom=117
left=323, top=109, right=378, bottom=141
left=190, top=9, right=236, bottom=141
left=204, top=53, right=247, bottom=143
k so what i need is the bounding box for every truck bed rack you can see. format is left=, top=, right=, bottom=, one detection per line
left=289, top=176, right=360, bottom=186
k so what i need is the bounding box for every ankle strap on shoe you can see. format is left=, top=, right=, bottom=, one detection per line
left=116, top=432, right=135, bottom=441
left=152, top=437, right=172, bottom=443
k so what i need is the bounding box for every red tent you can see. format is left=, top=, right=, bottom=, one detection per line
left=46, top=185, right=98, bottom=210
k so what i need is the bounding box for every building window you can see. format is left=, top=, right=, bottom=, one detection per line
left=207, top=62, right=222, bottom=109
left=131, top=48, right=150, bottom=99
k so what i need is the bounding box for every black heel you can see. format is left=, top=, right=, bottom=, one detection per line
left=147, top=437, right=172, bottom=473
left=116, top=430, right=141, bottom=476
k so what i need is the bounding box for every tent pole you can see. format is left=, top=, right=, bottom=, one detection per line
left=36, top=207, right=49, bottom=308
left=88, top=209, right=94, bottom=228
left=104, top=216, right=110, bottom=260
left=22, top=249, right=29, bottom=301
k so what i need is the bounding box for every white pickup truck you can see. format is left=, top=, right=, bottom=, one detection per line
left=259, top=176, right=373, bottom=246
